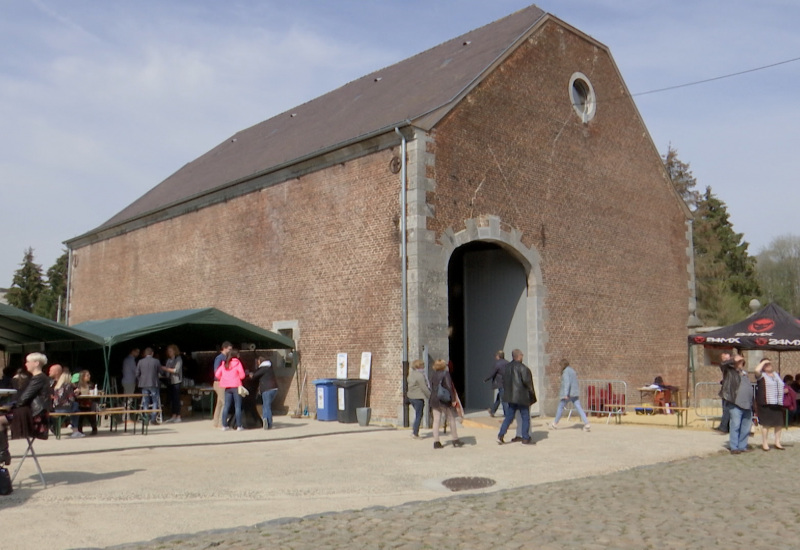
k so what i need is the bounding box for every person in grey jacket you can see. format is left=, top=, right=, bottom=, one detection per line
left=549, top=358, right=590, bottom=432
left=136, top=348, right=162, bottom=424
left=406, top=359, right=430, bottom=438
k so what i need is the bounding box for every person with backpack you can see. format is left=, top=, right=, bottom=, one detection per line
left=428, top=359, right=463, bottom=449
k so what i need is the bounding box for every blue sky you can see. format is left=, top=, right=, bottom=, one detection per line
left=1, top=0, right=798, bottom=289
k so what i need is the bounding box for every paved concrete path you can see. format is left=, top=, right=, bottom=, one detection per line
left=1, top=415, right=797, bottom=549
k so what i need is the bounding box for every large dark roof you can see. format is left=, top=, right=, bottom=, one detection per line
left=90, top=5, right=549, bottom=234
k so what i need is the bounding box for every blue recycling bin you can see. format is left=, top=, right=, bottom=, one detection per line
left=312, top=379, right=338, bottom=421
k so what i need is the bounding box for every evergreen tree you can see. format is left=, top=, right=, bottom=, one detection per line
left=692, top=187, right=760, bottom=325
left=33, top=250, right=69, bottom=321
left=662, top=145, right=700, bottom=210
left=662, top=147, right=760, bottom=326
left=6, top=247, right=45, bottom=312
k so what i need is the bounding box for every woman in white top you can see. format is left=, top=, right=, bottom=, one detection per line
left=755, top=358, right=785, bottom=451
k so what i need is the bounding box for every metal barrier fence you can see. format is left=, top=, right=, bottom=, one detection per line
left=694, top=381, right=722, bottom=428
left=565, top=379, right=628, bottom=422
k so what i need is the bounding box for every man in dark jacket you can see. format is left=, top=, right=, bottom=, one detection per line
left=498, top=349, right=536, bottom=445
left=136, top=348, right=162, bottom=424
left=721, top=354, right=754, bottom=454
left=485, top=350, right=509, bottom=417
left=715, top=352, right=733, bottom=433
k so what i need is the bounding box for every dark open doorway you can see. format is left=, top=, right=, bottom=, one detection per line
left=448, top=241, right=528, bottom=411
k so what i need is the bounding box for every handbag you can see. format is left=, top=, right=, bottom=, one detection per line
left=436, top=381, right=452, bottom=404
left=0, top=467, right=12, bottom=496
left=237, top=385, right=249, bottom=397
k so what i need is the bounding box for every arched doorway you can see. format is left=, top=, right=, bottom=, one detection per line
left=448, top=241, right=528, bottom=411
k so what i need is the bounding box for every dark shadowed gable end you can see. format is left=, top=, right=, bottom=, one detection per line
left=66, top=5, right=693, bottom=420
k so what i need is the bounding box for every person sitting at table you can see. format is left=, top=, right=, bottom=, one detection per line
left=652, top=376, right=677, bottom=413
left=1, top=353, right=52, bottom=466
left=51, top=369, right=75, bottom=435
left=70, top=370, right=98, bottom=438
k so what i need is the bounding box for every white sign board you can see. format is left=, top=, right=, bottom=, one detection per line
left=359, top=352, right=372, bottom=380
left=336, top=353, right=348, bottom=379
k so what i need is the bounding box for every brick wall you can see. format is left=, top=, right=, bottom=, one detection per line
left=429, top=21, right=690, bottom=412
left=70, top=151, right=405, bottom=419
left=69, top=19, right=691, bottom=420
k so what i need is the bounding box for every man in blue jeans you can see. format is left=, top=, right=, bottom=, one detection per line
left=497, top=349, right=536, bottom=445
left=722, top=355, right=754, bottom=454
left=136, top=347, right=162, bottom=424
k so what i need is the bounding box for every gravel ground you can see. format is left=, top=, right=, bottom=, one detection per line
left=2, top=415, right=796, bottom=549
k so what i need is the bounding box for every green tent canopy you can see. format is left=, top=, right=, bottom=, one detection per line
left=73, top=307, right=295, bottom=391
left=0, top=303, right=104, bottom=353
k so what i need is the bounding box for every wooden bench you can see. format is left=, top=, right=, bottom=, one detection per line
left=50, top=409, right=163, bottom=438
left=627, top=404, right=690, bottom=428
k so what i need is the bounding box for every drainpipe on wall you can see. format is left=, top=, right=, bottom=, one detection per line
left=65, top=247, right=73, bottom=325
left=395, top=127, right=409, bottom=428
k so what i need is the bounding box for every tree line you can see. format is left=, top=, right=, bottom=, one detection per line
left=5, top=147, right=799, bottom=325
left=5, top=247, right=68, bottom=322
left=665, top=145, right=799, bottom=324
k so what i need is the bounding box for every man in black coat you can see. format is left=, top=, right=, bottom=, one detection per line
left=497, top=349, right=536, bottom=445
left=485, top=350, right=509, bottom=417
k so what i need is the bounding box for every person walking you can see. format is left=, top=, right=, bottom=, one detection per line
left=212, top=341, right=232, bottom=428
left=136, top=348, right=162, bottom=425
left=722, top=355, right=754, bottom=454
left=715, top=352, right=733, bottom=433
left=754, top=358, right=786, bottom=451
left=406, top=359, right=430, bottom=439
left=252, top=358, right=278, bottom=430
left=497, top=349, right=536, bottom=445
left=215, top=349, right=246, bottom=431
left=160, top=344, right=183, bottom=424
left=428, top=359, right=463, bottom=449
left=549, top=358, right=590, bottom=432
left=485, top=350, right=508, bottom=418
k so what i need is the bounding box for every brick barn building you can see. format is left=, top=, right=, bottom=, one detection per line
left=65, top=5, right=694, bottom=421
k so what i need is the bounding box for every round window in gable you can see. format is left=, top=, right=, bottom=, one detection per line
left=569, top=72, right=596, bottom=123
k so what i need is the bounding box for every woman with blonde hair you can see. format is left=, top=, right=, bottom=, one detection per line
left=71, top=370, right=98, bottom=437
left=755, top=358, right=786, bottom=451
left=1, top=353, right=52, bottom=466
left=428, top=359, right=463, bottom=449
left=406, top=359, right=430, bottom=439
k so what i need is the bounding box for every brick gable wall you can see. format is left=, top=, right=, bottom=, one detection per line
left=429, top=21, right=690, bottom=409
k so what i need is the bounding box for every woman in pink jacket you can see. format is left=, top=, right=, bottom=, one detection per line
left=215, top=349, right=246, bottom=431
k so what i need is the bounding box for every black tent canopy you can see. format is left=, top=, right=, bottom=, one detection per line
left=688, top=302, right=800, bottom=351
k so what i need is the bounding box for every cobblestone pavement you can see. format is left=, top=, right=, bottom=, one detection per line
left=107, top=430, right=798, bottom=550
